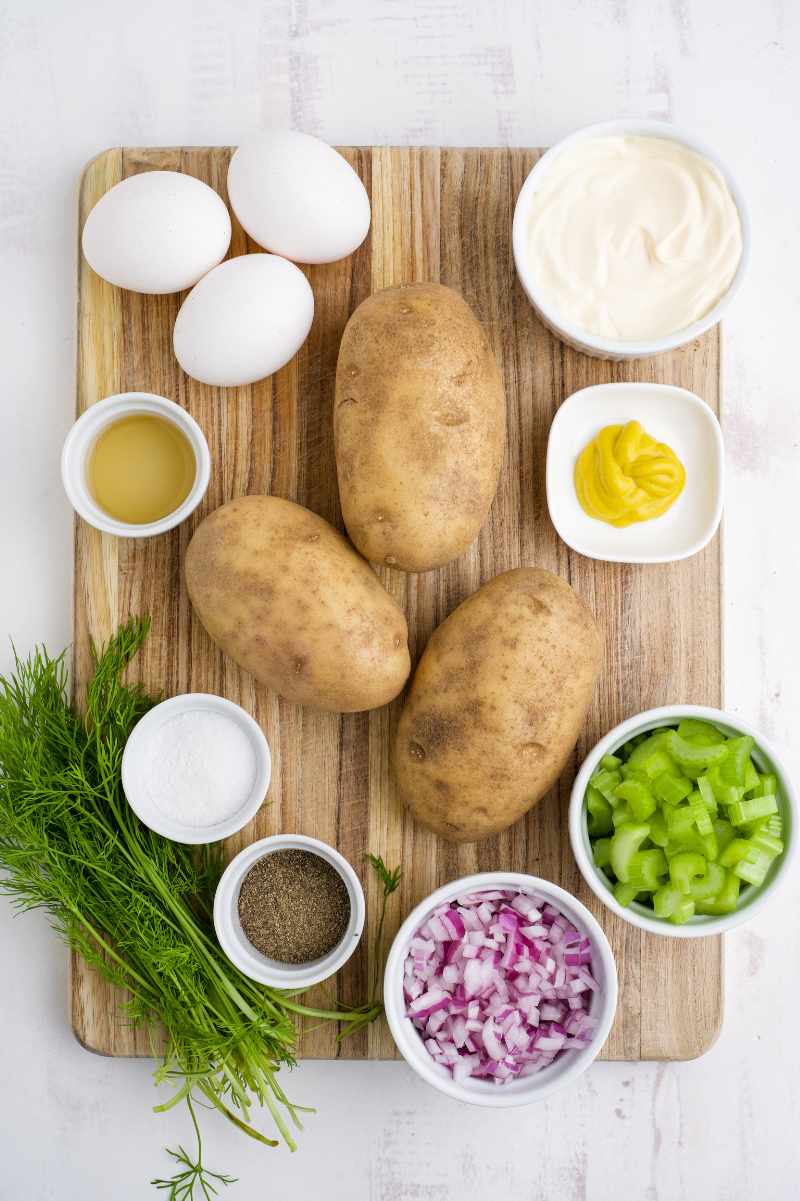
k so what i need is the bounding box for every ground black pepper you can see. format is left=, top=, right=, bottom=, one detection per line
left=238, top=848, right=351, bottom=964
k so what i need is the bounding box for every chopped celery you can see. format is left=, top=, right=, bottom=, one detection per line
left=686, top=792, right=713, bottom=836
left=585, top=723, right=783, bottom=923
left=613, top=881, right=640, bottom=907
left=648, top=811, right=669, bottom=847
left=592, top=837, right=612, bottom=870
left=719, top=736, right=755, bottom=787
left=712, top=818, right=736, bottom=855
left=728, top=794, right=779, bottom=826
left=640, top=749, right=679, bottom=781
left=666, top=805, right=695, bottom=840
left=734, top=849, right=774, bottom=887
left=653, top=772, right=693, bottom=805
left=689, top=861, right=726, bottom=901
left=611, top=803, right=635, bottom=828
left=718, top=839, right=753, bottom=868
left=706, top=764, right=744, bottom=806
left=697, top=774, right=717, bottom=813
left=669, top=851, right=707, bottom=896
left=667, top=730, right=728, bottom=774
left=653, top=883, right=686, bottom=919
left=586, top=787, right=613, bottom=836
left=676, top=719, right=726, bottom=745
left=625, top=730, right=671, bottom=768
left=615, top=778, right=657, bottom=821
left=743, top=760, right=760, bottom=795
left=695, top=871, right=740, bottom=915
left=600, top=753, right=623, bottom=771
left=626, top=849, right=668, bottom=892
left=609, top=823, right=651, bottom=883
left=590, top=768, right=621, bottom=802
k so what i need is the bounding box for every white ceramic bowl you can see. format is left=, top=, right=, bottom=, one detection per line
left=546, top=382, right=724, bottom=563
left=61, top=391, right=210, bottom=537
left=512, top=119, right=750, bottom=360
left=214, top=834, right=366, bottom=989
left=383, top=872, right=618, bottom=1106
left=569, top=706, right=799, bottom=938
left=122, top=693, right=271, bottom=844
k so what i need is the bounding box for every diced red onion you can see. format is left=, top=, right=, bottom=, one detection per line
left=404, top=888, right=600, bottom=1085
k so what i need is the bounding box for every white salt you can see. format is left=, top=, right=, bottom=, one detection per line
left=145, top=710, right=257, bottom=827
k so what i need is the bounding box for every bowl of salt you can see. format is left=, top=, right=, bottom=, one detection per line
left=121, top=693, right=271, bottom=844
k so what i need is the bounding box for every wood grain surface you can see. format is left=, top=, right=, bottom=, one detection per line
left=72, top=146, right=722, bottom=1062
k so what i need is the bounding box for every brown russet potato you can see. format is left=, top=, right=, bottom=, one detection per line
left=185, top=495, right=411, bottom=713
left=334, top=282, right=506, bottom=572
left=394, top=567, right=602, bottom=841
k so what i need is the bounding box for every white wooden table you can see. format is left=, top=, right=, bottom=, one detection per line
left=1, top=2, right=798, bottom=1198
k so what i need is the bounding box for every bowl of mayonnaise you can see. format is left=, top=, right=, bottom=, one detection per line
left=512, top=119, right=749, bottom=360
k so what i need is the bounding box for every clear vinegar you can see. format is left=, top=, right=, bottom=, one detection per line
left=88, top=414, right=196, bottom=524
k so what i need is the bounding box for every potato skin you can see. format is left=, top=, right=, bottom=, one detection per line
left=185, top=495, right=411, bottom=713
left=394, top=568, right=602, bottom=841
left=334, top=282, right=505, bottom=572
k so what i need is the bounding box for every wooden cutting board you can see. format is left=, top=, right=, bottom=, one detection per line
left=73, top=146, right=722, bottom=1062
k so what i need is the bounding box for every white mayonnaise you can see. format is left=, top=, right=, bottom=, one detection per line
left=526, top=135, right=743, bottom=341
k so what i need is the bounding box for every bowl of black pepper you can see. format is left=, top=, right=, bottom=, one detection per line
left=213, top=834, right=366, bottom=988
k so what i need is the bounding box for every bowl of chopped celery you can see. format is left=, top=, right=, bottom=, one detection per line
left=569, top=706, right=798, bottom=937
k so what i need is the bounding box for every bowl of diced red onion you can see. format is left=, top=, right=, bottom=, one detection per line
left=384, top=872, right=617, bottom=1105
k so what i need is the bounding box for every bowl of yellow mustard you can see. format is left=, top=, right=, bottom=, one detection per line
left=545, top=382, right=723, bottom=564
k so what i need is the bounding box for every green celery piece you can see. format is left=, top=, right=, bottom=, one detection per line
left=719, top=736, right=756, bottom=787
left=687, top=792, right=713, bottom=836
left=695, top=870, right=740, bottom=914
left=666, top=805, right=695, bottom=841
left=600, top=753, right=623, bottom=771
left=613, top=881, right=640, bottom=907
left=707, top=764, right=744, bottom=805
left=640, top=749, right=678, bottom=781
left=625, top=730, right=671, bottom=768
left=669, top=851, right=707, bottom=895
left=728, top=794, right=779, bottom=826
left=743, top=760, right=760, bottom=795
left=689, top=861, right=726, bottom=901
left=750, top=827, right=783, bottom=858
left=626, top=849, right=668, bottom=891
left=676, top=719, right=726, bottom=745
left=697, top=774, right=718, bottom=814
left=592, top=837, right=612, bottom=870
left=653, top=771, right=693, bottom=805
left=609, top=823, right=651, bottom=883
left=666, top=730, right=729, bottom=775
left=586, top=788, right=613, bottom=836
left=755, top=772, right=778, bottom=797
left=653, top=883, right=686, bottom=919
left=718, top=839, right=754, bottom=868
left=611, top=803, right=635, bottom=829
left=615, top=778, right=657, bottom=821
left=590, top=768, right=622, bottom=803
left=669, top=898, right=696, bottom=925
left=648, top=811, right=669, bottom=847
left=734, top=848, right=773, bottom=887
left=668, top=829, right=718, bottom=861
left=712, top=818, right=736, bottom=855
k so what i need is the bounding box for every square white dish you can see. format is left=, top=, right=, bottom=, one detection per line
left=545, top=382, right=724, bottom=564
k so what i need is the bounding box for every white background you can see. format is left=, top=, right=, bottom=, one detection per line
left=1, top=1, right=799, bottom=1198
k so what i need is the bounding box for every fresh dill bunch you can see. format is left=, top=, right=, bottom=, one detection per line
left=0, top=618, right=396, bottom=1197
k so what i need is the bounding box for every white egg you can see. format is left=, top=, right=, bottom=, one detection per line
left=227, top=131, right=371, bottom=264
left=173, top=254, right=314, bottom=387
left=82, top=171, right=232, bottom=294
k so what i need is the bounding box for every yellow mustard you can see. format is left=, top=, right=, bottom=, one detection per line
left=574, top=420, right=686, bottom=527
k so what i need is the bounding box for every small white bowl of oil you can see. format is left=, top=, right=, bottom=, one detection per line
left=61, top=391, right=210, bottom=538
